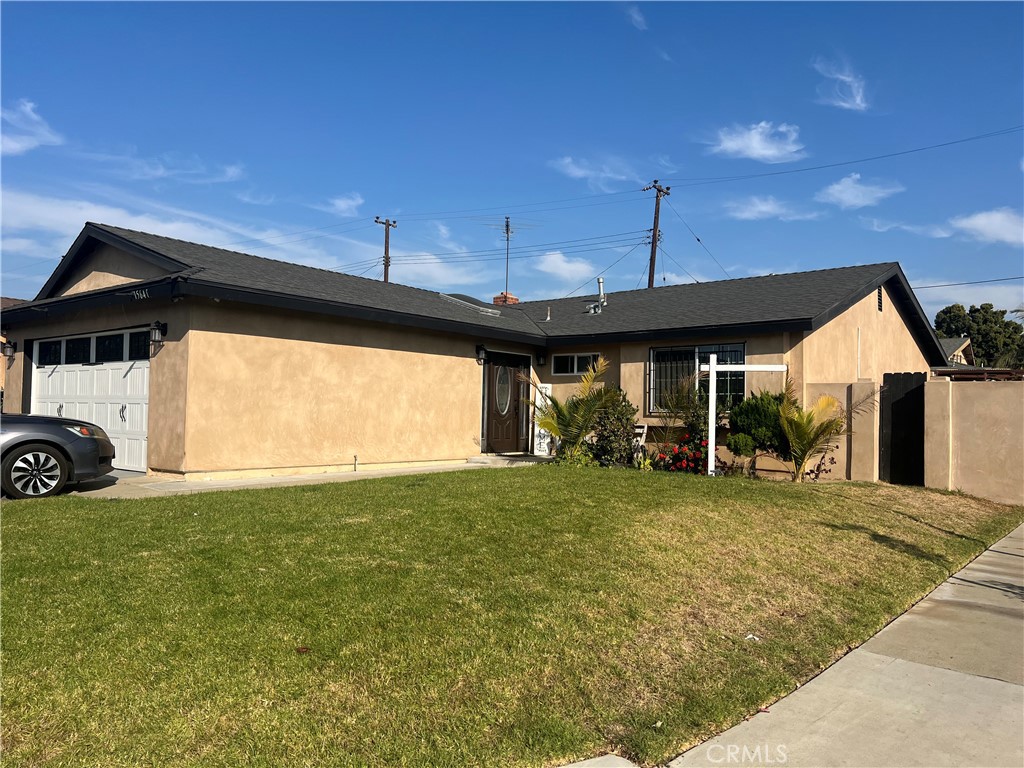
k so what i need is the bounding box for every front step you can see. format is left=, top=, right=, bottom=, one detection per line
left=467, top=454, right=554, bottom=467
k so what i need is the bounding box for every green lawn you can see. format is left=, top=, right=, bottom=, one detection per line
left=2, top=467, right=1021, bottom=768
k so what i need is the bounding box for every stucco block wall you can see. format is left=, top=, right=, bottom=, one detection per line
left=925, top=379, right=1024, bottom=505
left=802, top=285, right=930, bottom=386
left=53, top=244, right=170, bottom=297
left=183, top=302, right=488, bottom=472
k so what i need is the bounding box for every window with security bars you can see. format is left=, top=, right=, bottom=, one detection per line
left=649, top=343, right=746, bottom=412
left=697, top=344, right=745, bottom=410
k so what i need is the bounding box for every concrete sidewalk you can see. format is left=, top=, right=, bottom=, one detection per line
left=566, top=524, right=1024, bottom=768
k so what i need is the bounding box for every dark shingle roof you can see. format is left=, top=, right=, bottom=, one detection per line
left=939, top=337, right=967, bottom=357
left=516, top=264, right=901, bottom=339
left=10, top=222, right=945, bottom=365
left=84, top=224, right=544, bottom=337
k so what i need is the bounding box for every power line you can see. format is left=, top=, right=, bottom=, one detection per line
left=392, top=239, right=646, bottom=267
left=564, top=242, right=645, bottom=298
left=912, top=276, right=1023, bottom=290
left=662, top=125, right=1023, bottom=187
left=658, top=244, right=700, bottom=284
left=663, top=198, right=731, bottom=279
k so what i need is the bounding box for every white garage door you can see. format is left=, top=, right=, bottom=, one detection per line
left=31, top=329, right=151, bottom=472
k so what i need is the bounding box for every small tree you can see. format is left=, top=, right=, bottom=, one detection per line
left=592, top=388, right=639, bottom=466
left=528, top=356, right=618, bottom=465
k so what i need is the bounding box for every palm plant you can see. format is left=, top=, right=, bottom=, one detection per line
left=778, top=378, right=872, bottom=482
left=529, top=356, right=619, bottom=464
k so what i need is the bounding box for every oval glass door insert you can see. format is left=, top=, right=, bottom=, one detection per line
left=496, top=366, right=512, bottom=415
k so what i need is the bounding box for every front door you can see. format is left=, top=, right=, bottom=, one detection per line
left=485, top=354, right=530, bottom=453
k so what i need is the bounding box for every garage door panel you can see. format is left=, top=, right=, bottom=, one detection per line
left=32, top=333, right=150, bottom=472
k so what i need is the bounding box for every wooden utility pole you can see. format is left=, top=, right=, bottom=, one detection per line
left=504, top=216, right=512, bottom=296
left=374, top=216, right=397, bottom=283
left=643, top=180, right=671, bottom=289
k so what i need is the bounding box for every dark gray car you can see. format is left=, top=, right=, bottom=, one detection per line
left=1, top=414, right=116, bottom=499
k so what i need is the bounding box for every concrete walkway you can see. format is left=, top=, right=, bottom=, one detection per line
left=568, top=524, right=1024, bottom=768
left=66, top=457, right=546, bottom=499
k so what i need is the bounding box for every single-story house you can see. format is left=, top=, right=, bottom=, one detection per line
left=0, top=222, right=946, bottom=480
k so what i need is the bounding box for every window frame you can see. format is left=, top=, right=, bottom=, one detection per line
left=550, top=352, right=600, bottom=376
left=647, top=343, right=746, bottom=414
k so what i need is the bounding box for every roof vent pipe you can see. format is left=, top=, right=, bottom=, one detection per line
left=597, top=277, right=607, bottom=306
left=544, top=307, right=551, bottom=322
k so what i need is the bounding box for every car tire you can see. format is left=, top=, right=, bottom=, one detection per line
left=2, top=443, right=70, bottom=499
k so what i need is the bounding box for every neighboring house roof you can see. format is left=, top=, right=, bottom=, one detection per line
left=1, top=297, right=27, bottom=310
left=938, top=336, right=975, bottom=366
left=3, top=222, right=948, bottom=366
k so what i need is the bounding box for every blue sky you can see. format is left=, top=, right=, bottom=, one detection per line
left=2, top=1, right=1022, bottom=323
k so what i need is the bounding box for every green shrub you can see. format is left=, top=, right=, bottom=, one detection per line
left=727, top=390, right=790, bottom=459
left=592, top=388, right=639, bottom=467
left=725, top=432, right=756, bottom=458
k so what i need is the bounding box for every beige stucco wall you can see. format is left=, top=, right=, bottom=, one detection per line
left=925, top=379, right=1024, bottom=505
left=53, top=244, right=170, bottom=297
left=802, top=285, right=930, bottom=387
left=1, top=302, right=190, bottom=471
left=181, top=301, right=505, bottom=472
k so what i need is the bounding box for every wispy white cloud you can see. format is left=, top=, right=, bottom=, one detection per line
left=81, top=149, right=245, bottom=184
left=707, top=121, right=807, bottom=164
left=812, top=57, right=869, bottom=111
left=236, top=189, right=276, bottom=205
left=815, top=173, right=904, bottom=209
left=326, top=192, right=365, bottom=217
left=655, top=48, right=673, bottom=63
left=1, top=100, right=64, bottom=155
left=535, top=250, right=594, bottom=283
left=949, top=208, right=1024, bottom=247
left=626, top=5, right=647, bottom=30
left=654, top=154, right=678, bottom=173
left=861, top=217, right=952, bottom=238
left=725, top=195, right=821, bottom=222
left=548, top=155, right=641, bottom=192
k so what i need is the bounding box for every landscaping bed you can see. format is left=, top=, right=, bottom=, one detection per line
left=2, top=467, right=1021, bottom=767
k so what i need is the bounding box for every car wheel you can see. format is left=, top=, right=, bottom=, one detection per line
left=2, top=444, right=70, bottom=499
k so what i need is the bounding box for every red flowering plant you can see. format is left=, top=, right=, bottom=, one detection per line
left=651, top=429, right=711, bottom=474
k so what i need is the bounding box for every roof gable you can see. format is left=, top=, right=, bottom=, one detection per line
left=36, top=222, right=189, bottom=301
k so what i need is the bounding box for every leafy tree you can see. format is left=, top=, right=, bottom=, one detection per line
left=528, top=356, right=619, bottom=465
left=591, top=388, right=639, bottom=467
left=935, top=302, right=1024, bottom=367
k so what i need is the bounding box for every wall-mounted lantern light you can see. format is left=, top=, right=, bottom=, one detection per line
left=150, top=321, right=168, bottom=352
left=2, top=338, right=16, bottom=367
left=536, top=352, right=547, bottom=367
left=475, top=345, right=487, bottom=365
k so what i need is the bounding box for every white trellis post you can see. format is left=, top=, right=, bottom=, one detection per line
left=700, top=354, right=788, bottom=476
